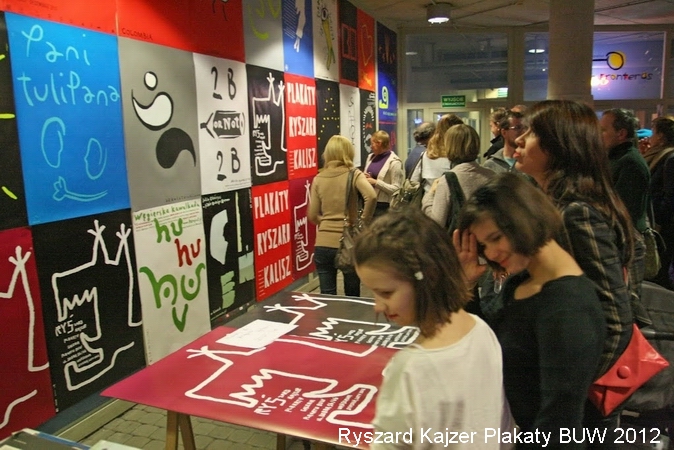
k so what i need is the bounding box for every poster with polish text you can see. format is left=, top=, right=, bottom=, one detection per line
left=132, top=199, right=211, bottom=364
left=252, top=181, right=293, bottom=300
left=202, top=190, right=256, bottom=323
left=313, top=0, right=339, bottom=81
left=282, top=0, right=314, bottom=77
left=32, top=209, right=146, bottom=411
left=0, top=227, right=54, bottom=439
left=285, top=73, right=318, bottom=180
left=0, top=13, right=27, bottom=231
left=6, top=14, right=130, bottom=225
left=194, top=54, right=252, bottom=194
left=247, top=65, right=288, bottom=185
left=289, top=177, right=316, bottom=279
left=119, top=38, right=201, bottom=211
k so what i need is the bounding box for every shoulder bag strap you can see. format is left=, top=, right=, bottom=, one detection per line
left=344, top=168, right=355, bottom=224
left=444, top=171, right=466, bottom=230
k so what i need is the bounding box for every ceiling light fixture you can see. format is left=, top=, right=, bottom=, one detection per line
left=427, top=2, right=451, bottom=24
left=526, top=38, right=546, bottom=54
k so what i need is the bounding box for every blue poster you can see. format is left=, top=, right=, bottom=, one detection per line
left=376, top=22, right=397, bottom=152
left=282, top=0, right=314, bottom=77
left=6, top=14, right=129, bottom=225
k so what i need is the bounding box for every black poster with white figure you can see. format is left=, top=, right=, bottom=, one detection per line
left=202, top=189, right=256, bottom=323
left=246, top=65, right=288, bottom=186
left=32, top=209, right=145, bottom=411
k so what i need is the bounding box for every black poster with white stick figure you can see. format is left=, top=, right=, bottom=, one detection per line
left=32, top=209, right=145, bottom=411
left=246, top=65, right=288, bottom=186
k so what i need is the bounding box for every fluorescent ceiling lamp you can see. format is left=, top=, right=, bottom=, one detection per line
left=427, top=3, right=451, bottom=24
left=527, top=39, right=546, bottom=54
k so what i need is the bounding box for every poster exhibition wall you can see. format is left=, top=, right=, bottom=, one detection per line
left=0, top=0, right=397, bottom=439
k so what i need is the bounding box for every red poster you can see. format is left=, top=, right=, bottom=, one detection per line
left=0, top=0, right=116, bottom=34
left=117, top=0, right=244, bottom=59
left=0, top=227, right=55, bottom=439
left=285, top=73, right=318, bottom=180
left=103, top=326, right=395, bottom=448
left=289, top=177, right=316, bottom=279
left=252, top=181, right=293, bottom=300
left=357, top=9, right=375, bottom=92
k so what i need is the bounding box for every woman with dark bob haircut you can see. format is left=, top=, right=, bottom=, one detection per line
left=354, top=209, right=513, bottom=448
left=513, top=99, right=644, bottom=444
left=456, top=173, right=606, bottom=445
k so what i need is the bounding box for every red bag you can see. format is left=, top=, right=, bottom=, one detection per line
left=588, top=324, right=669, bottom=416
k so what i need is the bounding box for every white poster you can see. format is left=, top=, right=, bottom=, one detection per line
left=312, top=0, right=339, bottom=81
left=194, top=54, right=252, bottom=194
left=339, top=84, right=361, bottom=167
left=133, top=199, right=211, bottom=363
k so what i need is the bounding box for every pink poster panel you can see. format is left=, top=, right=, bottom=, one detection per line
left=357, top=9, right=375, bottom=92
left=0, top=0, right=116, bottom=34
left=289, top=177, right=316, bottom=279
left=0, top=227, right=55, bottom=439
left=252, top=181, right=293, bottom=300
left=285, top=73, right=318, bottom=180
left=103, top=326, right=395, bottom=448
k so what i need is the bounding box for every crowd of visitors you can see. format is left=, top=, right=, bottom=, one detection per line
left=307, top=100, right=673, bottom=449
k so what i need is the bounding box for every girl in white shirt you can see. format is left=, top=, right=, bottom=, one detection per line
left=354, top=209, right=513, bottom=449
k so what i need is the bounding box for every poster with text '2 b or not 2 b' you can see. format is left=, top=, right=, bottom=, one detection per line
left=252, top=181, right=293, bottom=300
left=132, top=199, right=211, bottom=363
left=0, top=227, right=55, bottom=439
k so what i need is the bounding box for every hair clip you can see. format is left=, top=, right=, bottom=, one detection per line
left=414, top=271, right=424, bottom=281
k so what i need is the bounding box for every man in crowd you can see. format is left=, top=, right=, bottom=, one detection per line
left=599, top=108, right=651, bottom=232
left=483, top=107, right=508, bottom=159
left=483, top=110, right=526, bottom=174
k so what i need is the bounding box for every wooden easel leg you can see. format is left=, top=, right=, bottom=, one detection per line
left=165, top=411, right=195, bottom=450
left=165, top=411, right=179, bottom=450
left=276, top=433, right=286, bottom=450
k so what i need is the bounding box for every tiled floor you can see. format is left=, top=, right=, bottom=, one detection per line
left=78, top=274, right=373, bottom=449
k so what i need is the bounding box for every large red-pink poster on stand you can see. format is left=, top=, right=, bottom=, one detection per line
left=357, top=9, right=375, bottom=92
left=0, top=227, right=55, bottom=439
left=0, top=0, right=116, bottom=34
left=103, top=326, right=395, bottom=448
left=285, top=73, right=318, bottom=180
left=252, top=181, right=293, bottom=300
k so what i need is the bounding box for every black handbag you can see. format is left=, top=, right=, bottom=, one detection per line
left=334, top=169, right=364, bottom=273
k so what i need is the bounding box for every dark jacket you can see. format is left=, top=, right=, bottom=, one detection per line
left=608, top=141, right=651, bottom=233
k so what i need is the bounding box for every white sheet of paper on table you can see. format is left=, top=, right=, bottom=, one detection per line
left=216, top=320, right=298, bottom=348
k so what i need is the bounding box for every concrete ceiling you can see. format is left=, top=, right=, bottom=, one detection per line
left=348, top=0, right=674, bottom=30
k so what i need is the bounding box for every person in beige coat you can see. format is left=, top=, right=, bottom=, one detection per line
left=309, top=135, right=377, bottom=296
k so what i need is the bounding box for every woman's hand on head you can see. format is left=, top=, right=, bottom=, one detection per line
left=452, top=229, right=487, bottom=284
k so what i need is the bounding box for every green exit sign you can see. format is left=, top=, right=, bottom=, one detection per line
left=441, top=95, right=466, bottom=108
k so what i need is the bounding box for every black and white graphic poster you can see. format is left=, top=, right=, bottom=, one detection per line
left=119, top=38, right=201, bottom=211
left=32, top=209, right=145, bottom=411
left=316, top=78, right=340, bottom=167
left=247, top=65, right=288, bottom=185
left=202, top=189, right=255, bottom=323
left=194, top=54, right=252, bottom=194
